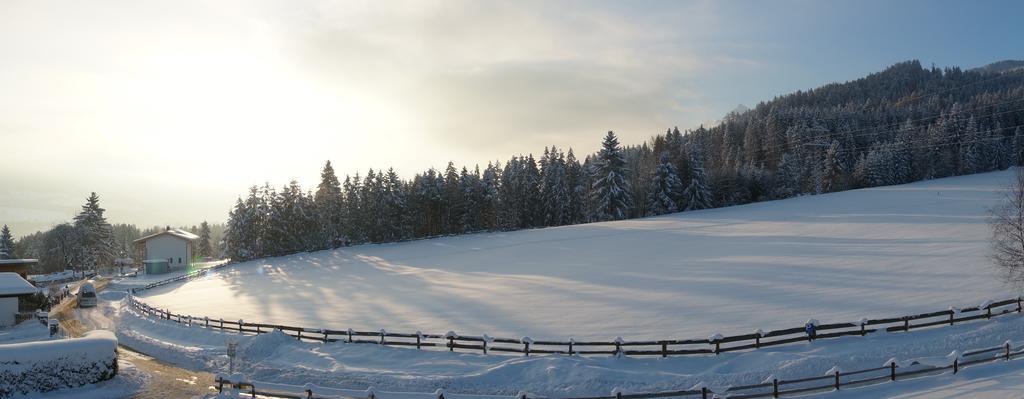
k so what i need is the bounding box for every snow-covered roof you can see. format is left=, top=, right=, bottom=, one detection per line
left=133, top=228, right=200, bottom=243
left=0, top=272, right=37, bottom=297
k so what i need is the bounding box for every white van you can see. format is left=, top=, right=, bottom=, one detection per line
left=77, top=282, right=97, bottom=308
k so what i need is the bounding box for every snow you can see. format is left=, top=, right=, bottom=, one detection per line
left=809, top=360, right=1024, bottom=398
left=28, top=270, right=95, bottom=284
left=91, top=279, right=1024, bottom=396
left=0, top=329, right=116, bottom=364
left=139, top=170, right=1020, bottom=342
left=0, top=273, right=36, bottom=296
left=0, top=320, right=52, bottom=345
left=13, top=359, right=147, bottom=399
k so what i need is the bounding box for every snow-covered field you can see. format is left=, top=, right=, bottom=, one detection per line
left=91, top=285, right=1024, bottom=396
left=140, top=170, right=1019, bottom=341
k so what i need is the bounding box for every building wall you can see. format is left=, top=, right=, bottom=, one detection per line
left=144, top=235, right=191, bottom=270
left=0, top=297, right=16, bottom=327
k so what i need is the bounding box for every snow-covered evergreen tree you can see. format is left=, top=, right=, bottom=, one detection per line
left=682, top=145, right=713, bottom=211
left=72, top=192, right=116, bottom=269
left=565, top=149, right=587, bottom=225
left=590, top=131, right=634, bottom=221
left=645, top=154, right=683, bottom=216
left=382, top=168, right=410, bottom=241
left=541, top=147, right=570, bottom=226
left=198, top=221, right=213, bottom=258
left=315, top=160, right=345, bottom=248
left=821, top=140, right=843, bottom=193
left=0, top=225, right=15, bottom=259
left=479, top=162, right=500, bottom=230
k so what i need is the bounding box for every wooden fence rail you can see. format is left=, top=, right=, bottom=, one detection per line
left=211, top=341, right=1024, bottom=399
left=125, top=291, right=1024, bottom=359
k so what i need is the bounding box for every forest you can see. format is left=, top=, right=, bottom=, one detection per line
left=222, top=60, right=1024, bottom=260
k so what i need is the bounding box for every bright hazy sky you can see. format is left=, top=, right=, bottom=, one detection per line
left=2, top=0, right=1023, bottom=235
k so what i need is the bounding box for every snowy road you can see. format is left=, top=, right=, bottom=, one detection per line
left=51, top=282, right=217, bottom=399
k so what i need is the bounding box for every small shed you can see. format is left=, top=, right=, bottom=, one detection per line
left=0, top=272, right=38, bottom=327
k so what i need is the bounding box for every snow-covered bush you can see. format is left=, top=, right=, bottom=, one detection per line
left=0, top=330, right=117, bottom=398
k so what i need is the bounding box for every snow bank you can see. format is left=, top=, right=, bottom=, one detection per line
left=0, top=330, right=118, bottom=398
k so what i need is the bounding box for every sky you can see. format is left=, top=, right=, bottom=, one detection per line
left=1, top=0, right=1023, bottom=236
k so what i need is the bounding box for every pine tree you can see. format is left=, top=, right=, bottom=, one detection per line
left=0, top=225, right=15, bottom=259
left=315, top=160, right=345, bottom=248
left=72, top=192, right=116, bottom=269
left=198, top=221, right=213, bottom=258
left=645, top=154, right=684, bottom=216
left=382, top=168, right=410, bottom=240
left=682, top=145, right=713, bottom=211
left=343, top=174, right=365, bottom=243
left=821, top=140, right=843, bottom=193
left=565, top=149, right=587, bottom=224
left=479, top=162, right=500, bottom=230
left=591, top=131, right=634, bottom=221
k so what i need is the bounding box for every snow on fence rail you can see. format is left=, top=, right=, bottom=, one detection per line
left=125, top=289, right=1024, bottom=358
left=210, top=340, right=1024, bottom=399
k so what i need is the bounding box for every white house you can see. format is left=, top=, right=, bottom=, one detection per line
left=133, top=227, right=199, bottom=273
left=0, top=272, right=37, bottom=327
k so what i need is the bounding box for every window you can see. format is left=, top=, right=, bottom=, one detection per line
left=178, top=257, right=182, bottom=264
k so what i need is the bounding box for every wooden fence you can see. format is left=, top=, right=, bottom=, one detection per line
left=210, top=340, right=1024, bottom=399
left=126, top=291, right=1024, bottom=358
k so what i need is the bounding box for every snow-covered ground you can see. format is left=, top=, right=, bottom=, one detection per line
left=89, top=285, right=1024, bottom=396
left=28, top=270, right=95, bottom=285
left=0, top=320, right=52, bottom=345
left=141, top=170, right=1019, bottom=341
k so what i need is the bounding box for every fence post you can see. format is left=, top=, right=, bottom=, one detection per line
left=524, top=341, right=530, bottom=357
left=256, top=325, right=261, bottom=334
left=305, top=388, right=312, bottom=399
left=953, top=358, right=959, bottom=374
left=416, top=333, right=421, bottom=349
left=662, top=342, right=668, bottom=358
left=1018, top=297, right=1022, bottom=313
left=772, top=378, right=779, bottom=398
left=297, top=329, right=302, bottom=340
left=379, top=329, right=385, bottom=345
left=987, top=306, right=992, bottom=319
left=220, top=318, right=224, bottom=329
left=834, top=370, right=840, bottom=390
left=348, top=329, right=353, bottom=343
left=323, top=330, right=328, bottom=342
left=1006, top=342, right=1012, bottom=361
left=890, top=361, right=897, bottom=381
left=217, top=377, right=223, bottom=393
left=903, top=316, right=909, bottom=332
left=568, top=339, right=574, bottom=356
left=949, top=311, right=954, bottom=326
left=701, top=386, right=708, bottom=399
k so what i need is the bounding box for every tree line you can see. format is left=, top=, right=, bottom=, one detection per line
left=7, top=194, right=224, bottom=274
left=213, top=60, right=1022, bottom=260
